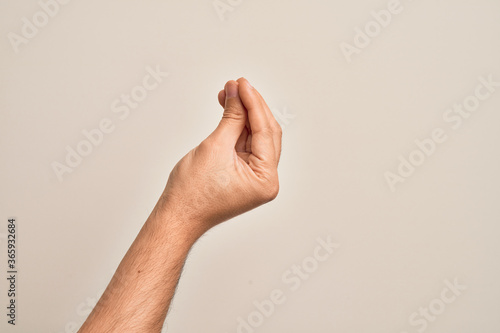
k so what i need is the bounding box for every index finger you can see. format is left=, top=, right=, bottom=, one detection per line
left=238, top=78, right=282, bottom=164
left=236, top=78, right=277, bottom=164
left=237, top=78, right=272, bottom=135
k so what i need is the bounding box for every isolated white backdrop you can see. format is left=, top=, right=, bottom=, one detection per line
left=1, top=0, right=499, bottom=332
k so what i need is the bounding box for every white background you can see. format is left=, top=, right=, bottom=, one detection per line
left=1, top=0, right=499, bottom=332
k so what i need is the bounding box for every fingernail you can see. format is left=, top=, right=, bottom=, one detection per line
left=226, top=82, right=238, bottom=98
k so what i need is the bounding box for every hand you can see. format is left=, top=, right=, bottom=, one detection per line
left=157, top=78, right=282, bottom=233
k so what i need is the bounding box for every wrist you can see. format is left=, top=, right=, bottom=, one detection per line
left=148, top=195, right=210, bottom=245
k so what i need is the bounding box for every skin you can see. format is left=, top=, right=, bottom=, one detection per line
left=77, top=77, right=282, bottom=333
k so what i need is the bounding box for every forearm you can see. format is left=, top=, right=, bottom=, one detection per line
left=77, top=77, right=281, bottom=332
left=78, top=200, right=204, bottom=333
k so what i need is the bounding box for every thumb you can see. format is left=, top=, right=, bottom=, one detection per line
left=212, top=80, right=247, bottom=145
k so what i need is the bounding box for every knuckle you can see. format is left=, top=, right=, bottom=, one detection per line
left=223, top=105, right=245, bottom=120
left=198, top=139, right=212, bottom=151
left=274, top=123, right=283, bottom=136
left=262, top=179, right=279, bottom=202
left=259, top=126, right=275, bottom=136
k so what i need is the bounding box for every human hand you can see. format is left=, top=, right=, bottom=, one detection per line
left=157, top=78, right=282, bottom=233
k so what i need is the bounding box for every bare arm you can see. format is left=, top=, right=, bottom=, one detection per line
left=77, top=77, right=282, bottom=332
